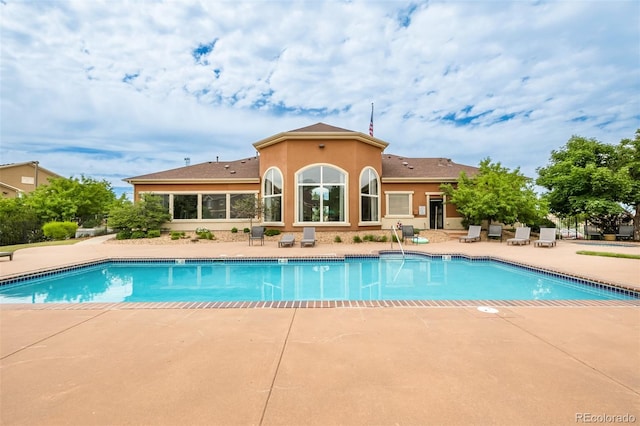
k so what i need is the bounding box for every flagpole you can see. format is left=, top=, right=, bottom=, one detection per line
left=369, top=102, right=374, bottom=137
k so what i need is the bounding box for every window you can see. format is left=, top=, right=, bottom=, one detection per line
left=263, top=168, right=283, bottom=222
left=360, top=168, right=379, bottom=223
left=173, top=194, right=198, bottom=219
left=202, top=194, right=226, bottom=219
left=230, top=193, right=256, bottom=218
left=297, top=165, right=346, bottom=223
left=386, top=192, right=413, bottom=216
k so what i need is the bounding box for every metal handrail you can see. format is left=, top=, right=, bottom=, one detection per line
left=391, top=226, right=405, bottom=258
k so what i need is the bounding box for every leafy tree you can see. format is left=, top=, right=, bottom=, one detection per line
left=24, top=175, right=117, bottom=225
left=231, top=195, right=263, bottom=228
left=615, top=130, right=640, bottom=239
left=0, top=197, right=44, bottom=245
left=441, top=158, right=545, bottom=227
left=536, top=134, right=635, bottom=234
left=107, top=194, right=171, bottom=234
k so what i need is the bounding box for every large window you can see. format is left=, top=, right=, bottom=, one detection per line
left=173, top=194, right=198, bottom=219
left=360, top=167, right=379, bottom=223
left=386, top=192, right=413, bottom=216
left=230, top=193, right=256, bottom=218
left=263, top=168, right=283, bottom=223
left=202, top=194, right=226, bottom=219
left=297, top=165, right=346, bottom=223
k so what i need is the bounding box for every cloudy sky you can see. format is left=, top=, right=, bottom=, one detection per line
left=2, top=0, right=638, bottom=196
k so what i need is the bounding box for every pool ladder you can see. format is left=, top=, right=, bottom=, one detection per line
left=391, top=226, right=405, bottom=258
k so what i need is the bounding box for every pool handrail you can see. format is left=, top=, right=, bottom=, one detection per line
left=392, top=226, right=405, bottom=258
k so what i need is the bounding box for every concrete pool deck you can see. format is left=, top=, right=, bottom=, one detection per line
left=1, top=235, right=639, bottom=425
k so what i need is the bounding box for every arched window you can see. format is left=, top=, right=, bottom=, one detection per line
left=263, top=168, right=283, bottom=223
left=360, top=167, right=379, bottom=223
left=297, top=165, right=346, bottom=223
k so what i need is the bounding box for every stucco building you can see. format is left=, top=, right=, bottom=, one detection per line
left=0, top=161, right=62, bottom=198
left=125, top=123, right=477, bottom=231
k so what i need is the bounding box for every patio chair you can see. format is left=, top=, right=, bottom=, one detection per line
left=487, top=224, right=503, bottom=242
left=616, top=225, right=634, bottom=241
left=401, top=225, right=415, bottom=243
left=584, top=225, right=602, bottom=240
left=534, top=227, right=557, bottom=247
left=506, top=227, right=531, bottom=245
left=459, top=225, right=481, bottom=243
left=278, top=233, right=295, bottom=247
left=300, top=227, right=316, bottom=247
left=249, top=226, right=264, bottom=246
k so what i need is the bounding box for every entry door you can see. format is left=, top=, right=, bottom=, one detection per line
left=429, top=199, right=444, bottom=229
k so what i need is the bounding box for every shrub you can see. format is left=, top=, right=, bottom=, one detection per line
left=265, top=229, right=281, bottom=237
left=377, top=235, right=388, bottom=243
left=334, top=235, right=342, bottom=243
left=353, top=235, right=362, bottom=243
left=231, top=227, right=238, bottom=233
left=116, top=230, right=132, bottom=240
left=363, top=234, right=375, bottom=242
left=196, top=228, right=213, bottom=240
left=391, top=234, right=399, bottom=243
left=147, top=229, right=161, bottom=238
left=131, top=230, right=146, bottom=239
left=42, top=221, right=78, bottom=240
left=170, top=231, right=185, bottom=240
left=243, top=228, right=250, bottom=233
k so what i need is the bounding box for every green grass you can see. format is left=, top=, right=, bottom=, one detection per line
left=0, top=239, right=85, bottom=253
left=576, top=250, right=640, bottom=260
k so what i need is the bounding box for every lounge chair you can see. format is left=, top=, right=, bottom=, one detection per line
left=0, top=252, right=13, bottom=261
left=616, top=225, right=634, bottom=241
left=278, top=233, right=295, bottom=247
left=584, top=225, right=602, bottom=240
left=507, top=227, right=531, bottom=245
left=401, top=225, right=415, bottom=243
left=300, top=227, right=316, bottom=247
left=459, top=225, right=481, bottom=243
left=249, top=226, right=264, bottom=246
left=534, top=227, right=556, bottom=247
left=487, top=224, right=503, bottom=242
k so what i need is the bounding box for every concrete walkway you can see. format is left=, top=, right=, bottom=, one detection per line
left=1, top=236, right=639, bottom=425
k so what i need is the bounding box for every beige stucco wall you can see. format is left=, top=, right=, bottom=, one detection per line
left=0, top=163, right=60, bottom=197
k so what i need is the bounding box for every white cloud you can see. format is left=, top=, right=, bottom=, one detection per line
left=1, top=0, right=638, bottom=191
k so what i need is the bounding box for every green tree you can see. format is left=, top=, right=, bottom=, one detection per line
left=0, top=197, right=43, bottom=245
left=107, top=194, right=171, bottom=233
left=231, top=195, right=263, bottom=228
left=536, top=135, right=634, bottom=234
left=441, top=158, right=545, bottom=227
left=615, top=130, right=640, bottom=239
left=24, top=175, right=117, bottom=225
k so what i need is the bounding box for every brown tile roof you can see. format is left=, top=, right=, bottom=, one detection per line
left=125, top=156, right=260, bottom=182
left=382, top=154, right=478, bottom=181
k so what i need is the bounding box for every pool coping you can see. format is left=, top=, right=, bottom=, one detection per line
left=1, top=251, right=638, bottom=309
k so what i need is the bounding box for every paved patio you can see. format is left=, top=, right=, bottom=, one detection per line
left=1, top=235, right=639, bottom=425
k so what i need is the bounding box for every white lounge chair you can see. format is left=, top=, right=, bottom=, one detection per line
left=300, top=227, right=316, bottom=247
left=459, top=225, right=481, bottom=243
left=487, top=224, right=503, bottom=242
left=534, top=227, right=556, bottom=247
left=507, top=227, right=531, bottom=245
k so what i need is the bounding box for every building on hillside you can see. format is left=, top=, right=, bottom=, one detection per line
left=124, top=123, right=478, bottom=231
left=0, top=161, right=63, bottom=198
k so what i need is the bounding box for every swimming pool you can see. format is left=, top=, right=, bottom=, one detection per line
left=1, top=254, right=636, bottom=304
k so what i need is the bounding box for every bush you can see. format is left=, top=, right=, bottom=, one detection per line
left=353, top=235, right=362, bottom=243
left=363, top=234, right=375, bottom=242
left=42, top=221, right=78, bottom=240
left=147, top=229, right=161, bottom=238
left=195, top=228, right=213, bottom=240
left=334, top=235, right=342, bottom=243
left=131, top=230, right=146, bottom=239
left=264, top=229, right=281, bottom=237
left=243, top=228, right=250, bottom=233
left=377, top=235, right=388, bottom=243
left=170, top=231, right=185, bottom=240
left=116, top=230, right=132, bottom=240
left=231, top=227, right=238, bottom=233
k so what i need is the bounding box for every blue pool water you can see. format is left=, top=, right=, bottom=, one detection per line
left=0, top=256, right=635, bottom=304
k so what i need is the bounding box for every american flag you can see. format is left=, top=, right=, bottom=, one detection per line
left=369, top=103, right=374, bottom=136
